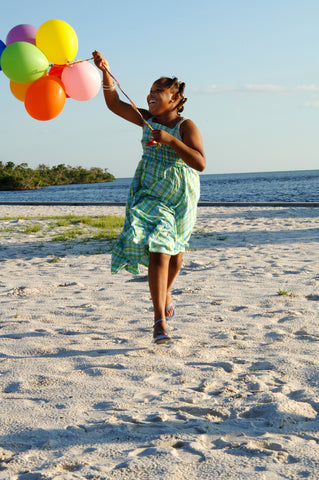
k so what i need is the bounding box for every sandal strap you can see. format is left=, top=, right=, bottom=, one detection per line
left=153, top=318, right=166, bottom=328
left=154, top=329, right=167, bottom=336
left=153, top=319, right=170, bottom=343
left=153, top=330, right=170, bottom=342
left=165, top=303, right=175, bottom=320
left=165, top=303, right=174, bottom=313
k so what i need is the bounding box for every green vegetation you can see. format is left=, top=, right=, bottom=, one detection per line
left=49, top=215, right=124, bottom=241
left=0, top=215, right=124, bottom=243
left=277, top=288, right=294, bottom=297
left=23, top=224, right=42, bottom=234
left=47, top=256, right=60, bottom=263
left=52, top=227, right=86, bottom=242
left=0, top=161, right=115, bottom=191
left=54, top=216, right=123, bottom=241
left=277, top=288, right=289, bottom=296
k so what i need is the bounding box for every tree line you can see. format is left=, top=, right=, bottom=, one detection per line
left=0, top=162, right=115, bottom=190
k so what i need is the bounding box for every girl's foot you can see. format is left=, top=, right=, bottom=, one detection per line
left=153, top=319, right=170, bottom=344
left=165, top=292, right=175, bottom=320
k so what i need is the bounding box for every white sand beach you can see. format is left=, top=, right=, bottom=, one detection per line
left=0, top=204, right=319, bottom=479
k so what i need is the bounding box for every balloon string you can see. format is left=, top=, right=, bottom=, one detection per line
left=50, top=57, right=154, bottom=132
left=48, top=57, right=95, bottom=68
left=101, top=65, right=154, bottom=132
left=71, top=56, right=95, bottom=64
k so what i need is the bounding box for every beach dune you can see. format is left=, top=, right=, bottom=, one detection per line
left=0, top=205, right=319, bottom=479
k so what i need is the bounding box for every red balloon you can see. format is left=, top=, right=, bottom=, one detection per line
left=48, top=64, right=65, bottom=78
left=48, top=64, right=69, bottom=98
left=146, top=138, right=158, bottom=146
left=24, top=75, right=66, bottom=121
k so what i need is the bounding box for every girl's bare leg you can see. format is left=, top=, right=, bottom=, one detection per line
left=148, top=252, right=171, bottom=334
left=166, top=252, right=183, bottom=316
left=148, top=251, right=184, bottom=335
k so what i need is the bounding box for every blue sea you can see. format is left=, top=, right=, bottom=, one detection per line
left=0, top=170, right=318, bottom=204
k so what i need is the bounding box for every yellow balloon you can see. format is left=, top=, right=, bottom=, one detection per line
left=36, top=19, right=78, bottom=65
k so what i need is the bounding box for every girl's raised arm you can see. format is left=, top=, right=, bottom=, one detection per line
left=92, top=50, right=149, bottom=127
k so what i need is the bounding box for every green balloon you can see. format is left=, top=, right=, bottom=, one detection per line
left=1, top=41, right=49, bottom=83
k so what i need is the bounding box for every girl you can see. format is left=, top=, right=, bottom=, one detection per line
left=92, top=51, right=206, bottom=344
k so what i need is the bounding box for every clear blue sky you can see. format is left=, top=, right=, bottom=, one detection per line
left=1, top=0, right=319, bottom=178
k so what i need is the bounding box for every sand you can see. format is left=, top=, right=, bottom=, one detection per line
left=0, top=204, right=319, bottom=479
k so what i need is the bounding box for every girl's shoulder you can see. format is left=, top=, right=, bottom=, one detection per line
left=179, top=118, right=203, bottom=146
left=179, top=117, right=199, bottom=134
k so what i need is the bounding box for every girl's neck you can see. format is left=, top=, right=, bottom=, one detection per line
left=153, top=112, right=182, bottom=128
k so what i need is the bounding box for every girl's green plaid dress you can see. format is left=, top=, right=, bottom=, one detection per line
left=111, top=117, right=200, bottom=274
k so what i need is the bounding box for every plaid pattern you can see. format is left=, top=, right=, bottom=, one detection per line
left=111, top=117, right=200, bottom=274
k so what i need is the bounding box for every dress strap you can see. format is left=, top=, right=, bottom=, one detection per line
left=176, top=117, right=187, bottom=128
left=148, top=116, right=188, bottom=129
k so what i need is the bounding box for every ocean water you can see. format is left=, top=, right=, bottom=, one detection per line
left=0, top=170, right=318, bottom=204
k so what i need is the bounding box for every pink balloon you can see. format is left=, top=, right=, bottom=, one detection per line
left=6, top=24, right=38, bottom=45
left=61, top=61, right=101, bottom=101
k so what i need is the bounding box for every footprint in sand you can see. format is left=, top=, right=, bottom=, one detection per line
left=8, top=286, right=43, bottom=296
left=306, top=294, right=319, bottom=301
left=213, top=437, right=298, bottom=464
left=240, top=393, right=317, bottom=427
left=3, top=381, right=21, bottom=393
left=228, top=305, right=249, bottom=312
left=294, top=328, right=319, bottom=342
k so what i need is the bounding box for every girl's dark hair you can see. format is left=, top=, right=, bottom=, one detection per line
left=156, top=77, right=187, bottom=113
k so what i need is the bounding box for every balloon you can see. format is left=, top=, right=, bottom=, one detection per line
left=6, top=24, right=37, bottom=45
left=1, top=41, right=49, bottom=83
left=48, top=64, right=65, bottom=78
left=10, top=80, right=32, bottom=101
left=36, top=19, right=78, bottom=64
left=0, top=40, right=5, bottom=71
left=61, top=61, right=101, bottom=101
left=48, top=64, right=70, bottom=98
left=24, top=76, right=66, bottom=121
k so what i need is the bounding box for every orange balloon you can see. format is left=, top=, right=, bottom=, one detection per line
left=24, top=75, right=66, bottom=120
left=10, top=80, right=32, bottom=101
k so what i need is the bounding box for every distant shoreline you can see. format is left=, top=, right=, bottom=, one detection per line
left=0, top=201, right=318, bottom=207
left=0, top=170, right=318, bottom=204
left=0, top=161, right=115, bottom=191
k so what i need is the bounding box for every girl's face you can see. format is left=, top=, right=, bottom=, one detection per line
left=147, top=80, right=177, bottom=115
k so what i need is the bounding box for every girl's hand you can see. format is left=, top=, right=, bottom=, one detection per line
left=153, top=121, right=206, bottom=172
left=151, top=129, right=173, bottom=146
left=92, top=50, right=110, bottom=71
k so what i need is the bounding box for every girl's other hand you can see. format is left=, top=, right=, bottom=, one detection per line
left=92, top=50, right=110, bottom=71
left=151, top=129, right=173, bottom=146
